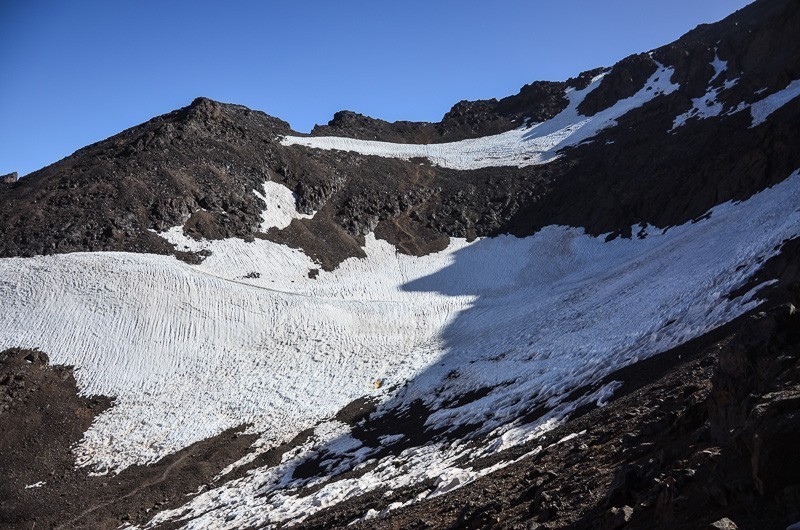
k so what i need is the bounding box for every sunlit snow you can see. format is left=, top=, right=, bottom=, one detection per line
left=253, top=180, right=314, bottom=230
left=282, top=65, right=678, bottom=169
left=3, top=171, right=800, bottom=527
left=140, top=172, right=800, bottom=529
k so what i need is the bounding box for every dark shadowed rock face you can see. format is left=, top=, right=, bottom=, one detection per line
left=577, top=53, right=658, bottom=117
left=294, top=302, right=800, bottom=530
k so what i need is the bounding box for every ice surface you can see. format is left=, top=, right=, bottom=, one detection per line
left=282, top=65, right=678, bottom=170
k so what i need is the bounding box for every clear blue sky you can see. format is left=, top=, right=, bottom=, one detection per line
left=1, top=0, right=751, bottom=177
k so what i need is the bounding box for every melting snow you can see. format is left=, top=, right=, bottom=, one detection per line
left=750, top=79, right=800, bottom=126
left=675, top=77, right=800, bottom=129
left=672, top=86, right=726, bottom=130
left=282, top=65, right=678, bottom=170
left=671, top=54, right=738, bottom=130
left=671, top=80, right=740, bottom=130
left=252, top=180, right=314, bottom=230
left=709, top=50, right=727, bottom=82
left=669, top=51, right=800, bottom=130
left=3, top=172, right=800, bottom=526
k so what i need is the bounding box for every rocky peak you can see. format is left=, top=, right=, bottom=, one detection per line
left=185, top=96, right=225, bottom=121
left=494, top=79, right=569, bottom=122
left=311, top=110, right=433, bottom=143
left=566, top=67, right=610, bottom=90
left=309, top=80, right=572, bottom=145
left=1, top=171, right=18, bottom=184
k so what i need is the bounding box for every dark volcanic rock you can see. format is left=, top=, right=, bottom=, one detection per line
left=577, top=53, right=659, bottom=116
left=311, top=110, right=435, bottom=143
left=0, top=96, right=294, bottom=259
left=311, top=80, right=570, bottom=144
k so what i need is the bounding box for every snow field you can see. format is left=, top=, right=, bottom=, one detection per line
left=0, top=240, right=468, bottom=472
left=4, top=170, right=800, bottom=526
left=3, top=47, right=799, bottom=527
left=141, top=171, right=800, bottom=528
left=284, top=51, right=799, bottom=161
left=281, top=65, right=678, bottom=170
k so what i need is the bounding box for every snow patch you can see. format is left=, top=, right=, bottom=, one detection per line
left=282, top=65, right=678, bottom=170
left=695, top=78, right=800, bottom=129
left=709, top=50, right=727, bottom=82
left=253, top=181, right=314, bottom=231
left=750, top=79, right=800, bottom=126
left=671, top=54, right=738, bottom=130
left=553, top=430, right=587, bottom=447
left=672, top=86, right=726, bottom=129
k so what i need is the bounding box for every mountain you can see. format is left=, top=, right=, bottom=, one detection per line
left=1, top=0, right=800, bottom=528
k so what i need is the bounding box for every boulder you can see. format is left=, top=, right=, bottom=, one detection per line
left=708, top=517, right=738, bottom=530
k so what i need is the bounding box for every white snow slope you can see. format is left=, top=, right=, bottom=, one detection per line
left=281, top=65, right=678, bottom=170
left=3, top=170, right=800, bottom=527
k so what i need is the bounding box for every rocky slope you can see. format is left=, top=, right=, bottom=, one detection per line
left=1, top=0, right=800, bottom=529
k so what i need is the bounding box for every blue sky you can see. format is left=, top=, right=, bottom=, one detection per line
left=1, top=0, right=751, bottom=177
